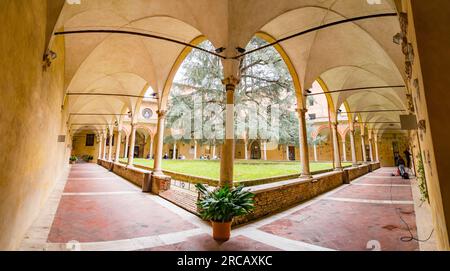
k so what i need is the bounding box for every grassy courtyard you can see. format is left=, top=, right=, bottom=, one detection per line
left=126, top=159, right=351, bottom=181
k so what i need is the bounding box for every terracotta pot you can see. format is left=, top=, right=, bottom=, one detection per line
left=211, top=221, right=232, bottom=241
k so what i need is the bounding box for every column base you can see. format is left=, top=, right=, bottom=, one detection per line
left=334, top=167, right=343, bottom=172
left=150, top=172, right=171, bottom=194
left=300, top=174, right=313, bottom=179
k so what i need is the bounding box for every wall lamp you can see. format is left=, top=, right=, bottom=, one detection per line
left=43, top=50, right=57, bottom=70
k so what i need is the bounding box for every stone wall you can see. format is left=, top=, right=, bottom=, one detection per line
left=97, top=160, right=170, bottom=194
left=345, top=164, right=371, bottom=182
left=234, top=172, right=344, bottom=225
left=0, top=0, right=67, bottom=250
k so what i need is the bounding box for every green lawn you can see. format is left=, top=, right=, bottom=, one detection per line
left=125, top=159, right=351, bottom=181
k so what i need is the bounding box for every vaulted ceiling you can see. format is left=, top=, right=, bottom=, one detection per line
left=50, top=0, right=407, bottom=137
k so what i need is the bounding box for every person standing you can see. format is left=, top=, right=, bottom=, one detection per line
left=404, top=149, right=411, bottom=169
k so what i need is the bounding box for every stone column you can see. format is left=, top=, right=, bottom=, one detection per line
left=375, top=139, right=380, bottom=162
left=212, top=144, right=216, bottom=158
left=149, top=136, right=154, bottom=159
left=172, top=141, right=177, bottom=160
left=369, top=139, right=374, bottom=162
left=219, top=77, right=238, bottom=187
left=361, top=133, right=368, bottom=163
left=244, top=141, right=249, bottom=160
left=286, top=145, right=290, bottom=161
left=98, top=134, right=103, bottom=160
left=349, top=129, right=358, bottom=167
left=115, top=130, right=122, bottom=162
left=342, top=141, right=347, bottom=162
left=296, top=108, right=311, bottom=178
left=108, top=128, right=114, bottom=161
left=127, top=123, right=136, bottom=166
left=262, top=141, right=267, bottom=160
left=193, top=140, right=197, bottom=159
left=153, top=110, right=167, bottom=175
left=102, top=132, right=107, bottom=160
left=124, top=134, right=129, bottom=159
left=331, top=122, right=342, bottom=170
left=313, top=143, right=318, bottom=162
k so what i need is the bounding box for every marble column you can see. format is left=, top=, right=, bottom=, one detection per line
left=127, top=123, right=136, bottom=166
left=149, top=136, right=154, bottom=159
left=286, top=145, right=290, bottom=161
left=331, top=122, right=342, bottom=170
left=342, top=141, right=347, bottom=162
left=361, top=133, right=368, bottom=163
left=369, top=138, right=374, bottom=162
left=102, top=132, right=107, bottom=160
left=262, top=141, right=267, bottom=161
left=375, top=139, right=380, bottom=162
left=313, top=143, right=318, bottom=162
left=212, top=144, right=216, bottom=158
left=244, top=141, right=249, bottom=160
left=172, top=141, right=177, bottom=160
left=349, top=129, right=358, bottom=167
left=297, top=108, right=311, bottom=177
left=219, top=77, right=238, bottom=187
left=124, top=134, right=129, bottom=159
left=98, top=134, right=103, bottom=160
left=115, top=130, right=122, bottom=162
left=108, top=128, right=114, bottom=161
left=153, top=110, right=167, bottom=175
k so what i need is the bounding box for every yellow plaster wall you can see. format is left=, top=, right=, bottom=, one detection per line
left=71, top=132, right=100, bottom=163
left=0, top=0, right=68, bottom=250
left=400, top=0, right=450, bottom=250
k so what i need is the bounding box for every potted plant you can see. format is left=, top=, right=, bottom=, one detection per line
left=69, top=156, right=78, bottom=164
left=196, top=183, right=254, bottom=241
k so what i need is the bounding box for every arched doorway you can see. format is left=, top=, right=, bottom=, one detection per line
left=250, top=141, right=261, bottom=159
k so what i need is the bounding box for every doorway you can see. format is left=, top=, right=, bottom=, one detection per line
left=250, top=141, right=261, bottom=159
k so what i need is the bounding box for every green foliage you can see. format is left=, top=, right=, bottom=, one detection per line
left=416, top=154, right=429, bottom=202
left=165, top=37, right=300, bottom=145
left=83, top=155, right=94, bottom=162
left=196, top=184, right=255, bottom=222
left=70, top=156, right=78, bottom=162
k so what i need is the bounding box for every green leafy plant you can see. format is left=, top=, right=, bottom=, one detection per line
left=416, top=154, right=429, bottom=202
left=195, top=184, right=255, bottom=223
left=69, top=156, right=78, bottom=162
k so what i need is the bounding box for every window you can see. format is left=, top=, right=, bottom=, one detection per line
left=308, top=113, right=316, bottom=120
left=86, top=134, right=95, bottom=146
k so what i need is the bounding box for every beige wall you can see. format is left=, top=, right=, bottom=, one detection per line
left=399, top=0, right=450, bottom=250
left=0, top=0, right=68, bottom=250
left=71, top=132, right=100, bottom=162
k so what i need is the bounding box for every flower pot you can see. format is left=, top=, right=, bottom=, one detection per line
left=211, top=221, right=232, bottom=241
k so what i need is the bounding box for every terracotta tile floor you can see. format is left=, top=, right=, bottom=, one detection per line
left=23, top=164, right=422, bottom=251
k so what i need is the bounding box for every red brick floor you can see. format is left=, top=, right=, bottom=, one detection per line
left=141, top=234, right=280, bottom=251
left=42, top=164, right=420, bottom=251
left=332, top=185, right=413, bottom=201
left=258, top=169, right=420, bottom=251
left=48, top=164, right=197, bottom=243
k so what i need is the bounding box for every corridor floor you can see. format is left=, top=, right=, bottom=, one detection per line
left=20, top=164, right=423, bottom=251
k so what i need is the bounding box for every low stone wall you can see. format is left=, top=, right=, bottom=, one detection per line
left=111, top=162, right=149, bottom=188
left=344, top=164, right=371, bottom=182
left=97, top=159, right=170, bottom=194
left=234, top=171, right=344, bottom=225
left=372, top=162, right=381, bottom=171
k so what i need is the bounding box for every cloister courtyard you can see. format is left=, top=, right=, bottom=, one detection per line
left=2, top=0, right=450, bottom=254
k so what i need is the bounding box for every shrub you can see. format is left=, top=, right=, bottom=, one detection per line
left=196, top=184, right=254, bottom=223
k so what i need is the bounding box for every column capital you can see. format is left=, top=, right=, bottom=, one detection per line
left=222, top=76, right=240, bottom=88
left=157, top=110, right=167, bottom=118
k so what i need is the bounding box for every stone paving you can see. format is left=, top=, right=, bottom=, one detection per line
left=20, top=164, right=428, bottom=251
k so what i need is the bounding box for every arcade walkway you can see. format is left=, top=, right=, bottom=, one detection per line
left=19, top=164, right=430, bottom=251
